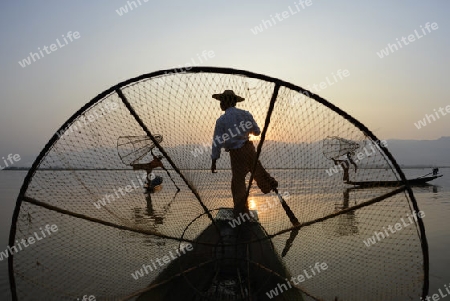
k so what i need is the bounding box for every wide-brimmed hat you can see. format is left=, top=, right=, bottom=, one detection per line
left=212, top=90, right=245, bottom=102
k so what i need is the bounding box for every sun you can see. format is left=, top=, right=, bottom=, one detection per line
left=249, top=134, right=260, bottom=141
left=248, top=198, right=257, bottom=210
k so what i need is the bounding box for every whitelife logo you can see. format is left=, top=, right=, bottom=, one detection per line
left=115, top=0, right=149, bottom=16
left=18, top=31, right=81, bottom=68
left=250, top=0, right=313, bottom=35
left=376, top=22, right=438, bottom=58
left=363, top=210, right=425, bottom=247
left=0, top=153, right=21, bottom=170
left=414, top=105, right=450, bottom=129
left=131, top=243, right=194, bottom=280
left=0, top=224, right=58, bottom=261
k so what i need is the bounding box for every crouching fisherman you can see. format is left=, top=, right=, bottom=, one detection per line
left=131, top=155, right=164, bottom=193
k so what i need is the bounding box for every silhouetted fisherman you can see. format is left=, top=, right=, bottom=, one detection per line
left=210, top=90, right=278, bottom=217
left=131, top=155, right=164, bottom=193
left=332, top=152, right=358, bottom=183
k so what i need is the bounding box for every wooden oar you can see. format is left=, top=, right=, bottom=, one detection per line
left=272, top=188, right=301, bottom=257
left=416, top=172, right=432, bottom=179
left=273, top=188, right=299, bottom=226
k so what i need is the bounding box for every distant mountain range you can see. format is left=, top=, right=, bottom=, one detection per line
left=3, top=137, right=449, bottom=170
left=384, top=136, right=450, bottom=167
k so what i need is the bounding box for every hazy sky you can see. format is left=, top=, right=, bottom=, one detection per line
left=0, top=1, right=449, bottom=164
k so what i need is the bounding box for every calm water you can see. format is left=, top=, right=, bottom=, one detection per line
left=0, top=169, right=449, bottom=300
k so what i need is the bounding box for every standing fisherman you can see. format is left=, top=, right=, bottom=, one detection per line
left=210, top=90, right=278, bottom=216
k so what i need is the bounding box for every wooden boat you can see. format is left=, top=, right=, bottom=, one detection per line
left=348, top=174, right=443, bottom=188
left=136, top=208, right=304, bottom=301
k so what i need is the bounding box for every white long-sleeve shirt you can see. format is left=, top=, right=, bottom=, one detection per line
left=211, top=107, right=261, bottom=160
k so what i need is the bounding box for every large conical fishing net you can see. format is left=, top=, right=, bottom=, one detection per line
left=117, top=135, right=163, bottom=165
left=322, top=136, right=361, bottom=160
left=9, top=67, right=428, bottom=301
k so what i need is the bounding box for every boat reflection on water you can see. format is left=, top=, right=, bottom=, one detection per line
left=327, top=188, right=359, bottom=237
left=324, top=181, right=440, bottom=238
left=412, top=183, right=440, bottom=194
left=135, top=208, right=305, bottom=301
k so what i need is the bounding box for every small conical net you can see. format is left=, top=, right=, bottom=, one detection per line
left=9, top=67, right=428, bottom=301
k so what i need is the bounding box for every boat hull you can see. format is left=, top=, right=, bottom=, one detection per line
left=137, top=209, right=304, bottom=301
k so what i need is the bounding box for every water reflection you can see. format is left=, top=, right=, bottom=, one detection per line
left=128, top=187, right=181, bottom=247
left=412, top=184, right=440, bottom=194
left=132, top=187, right=180, bottom=229
left=330, top=188, right=359, bottom=236
left=327, top=183, right=442, bottom=238
left=144, top=192, right=165, bottom=225
left=283, top=187, right=362, bottom=257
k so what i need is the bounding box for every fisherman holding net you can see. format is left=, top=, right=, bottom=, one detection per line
left=331, top=152, right=358, bottom=183
left=210, top=90, right=278, bottom=217
left=131, top=155, right=164, bottom=193
left=323, top=136, right=361, bottom=183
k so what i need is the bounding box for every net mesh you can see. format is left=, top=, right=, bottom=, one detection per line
left=9, top=68, right=427, bottom=301
left=322, top=136, right=362, bottom=160
left=117, top=135, right=164, bottom=165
